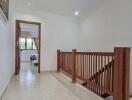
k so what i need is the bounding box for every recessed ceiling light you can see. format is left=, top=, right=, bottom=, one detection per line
left=74, top=11, right=79, bottom=16
left=27, top=2, right=31, bottom=6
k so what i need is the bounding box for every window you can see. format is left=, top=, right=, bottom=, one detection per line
left=20, top=38, right=36, bottom=50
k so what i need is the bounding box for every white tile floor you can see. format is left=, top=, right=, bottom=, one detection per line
left=1, top=62, right=104, bottom=100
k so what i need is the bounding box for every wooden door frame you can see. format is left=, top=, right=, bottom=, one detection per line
left=15, top=20, right=41, bottom=75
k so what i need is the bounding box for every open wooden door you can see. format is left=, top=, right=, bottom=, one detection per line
left=15, top=20, right=41, bottom=74
left=15, top=20, right=21, bottom=75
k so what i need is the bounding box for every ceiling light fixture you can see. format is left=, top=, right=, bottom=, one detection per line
left=74, top=11, right=79, bottom=16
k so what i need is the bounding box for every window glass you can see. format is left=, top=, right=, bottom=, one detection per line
left=20, top=38, right=25, bottom=49
left=27, top=38, right=32, bottom=49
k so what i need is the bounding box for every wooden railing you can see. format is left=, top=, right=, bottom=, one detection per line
left=57, top=47, right=131, bottom=100
left=57, top=51, right=73, bottom=76
left=76, top=52, right=114, bottom=97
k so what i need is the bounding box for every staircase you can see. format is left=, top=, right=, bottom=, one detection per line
left=82, top=60, right=114, bottom=99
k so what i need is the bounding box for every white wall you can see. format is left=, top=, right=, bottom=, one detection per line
left=0, top=0, right=14, bottom=97
left=78, top=0, right=132, bottom=94
left=0, top=0, right=131, bottom=97
left=12, top=9, right=79, bottom=71
left=21, top=50, right=38, bottom=62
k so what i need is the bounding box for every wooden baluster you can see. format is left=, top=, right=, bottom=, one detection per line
left=63, top=53, right=65, bottom=71
left=88, top=54, right=90, bottom=89
left=76, top=54, right=78, bottom=78
left=98, top=55, right=100, bottom=95
left=78, top=54, right=80, bottom=77
left=67, top=53, right=68, bottom=73
left=66, top=53, right=67, bottom=72
left=107, top=56, right=110, bottom=91
left=94, top=55, right=96, bottom=93
left=62, top=53, right=64, bottom=70
left=101, top=55, right=103, bottom=95
left=89, top=54, right=91, bottom=90
left=90, top=55, right=92, bottom=91
left=84, top=54, right=86, bottom=80
left=95, top=55, right=97, bottom=94
left=84, top=54, right=85, bottom=79
left=86, top=55, right=88, bottom=87
left=57, top=50, right=60, bottom=72
left=92, top=55, right=94, bottom=91
left=104, top=56, right=106, bottom=94
left=82, top=54, right=84, bottom=79
left=72, top=49, right=76, bottom=83
left=112, top=56, right=114, bottom=92
left=67, top=53, right=69, bottom=73
left=80, top=54, right=81, bottom=78
left=61, top=52, right=63, bottom=70
left=79, top=54, right=81, bottom=77
left=92, top=55, right=94, bottom=92
left=68, top=53, right=69, bottom=73
left=109, top=56, right=112, bottom=91
left=69, top=53, right=71, bottom=73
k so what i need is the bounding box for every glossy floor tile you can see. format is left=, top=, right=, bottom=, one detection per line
left=1, top=62, right=104, bottom=100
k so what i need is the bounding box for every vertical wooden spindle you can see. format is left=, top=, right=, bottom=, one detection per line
left=57, top=50, right=60, bottom=72
left=72, top=49, right=76, bottom=83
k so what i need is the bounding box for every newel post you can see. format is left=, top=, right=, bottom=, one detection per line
left=57, top=50, right=60, bottom=72
left=113, top=47, right=131, bottom=100
left=72, top=49, right=76, bottom=83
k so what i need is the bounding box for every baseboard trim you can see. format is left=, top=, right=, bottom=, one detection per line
left=0, top=73, right=14, bottom=100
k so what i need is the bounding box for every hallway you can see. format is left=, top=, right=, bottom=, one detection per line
left=1, top=63, right=103, bottom=100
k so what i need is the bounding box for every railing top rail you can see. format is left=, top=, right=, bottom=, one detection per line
left=76, top=52, right=114, bottom=56
left=59, top=50, right=114, bottom=56
left=60, top=51, right=72, bottom=54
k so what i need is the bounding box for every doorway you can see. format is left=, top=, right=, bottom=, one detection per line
left=15, top=20, right=41, bottom=75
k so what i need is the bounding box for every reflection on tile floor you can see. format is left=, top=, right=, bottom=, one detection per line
left=2, top=62, right=104, bottom=100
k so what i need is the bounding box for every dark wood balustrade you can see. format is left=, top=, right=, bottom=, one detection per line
left=57, top=47, right=131, bottom=100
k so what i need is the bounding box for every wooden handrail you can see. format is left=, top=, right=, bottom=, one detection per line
left=77, top=52, right=114, bottom=56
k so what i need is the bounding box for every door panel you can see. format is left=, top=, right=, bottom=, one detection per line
left=15, top=21, right=21, bottom=75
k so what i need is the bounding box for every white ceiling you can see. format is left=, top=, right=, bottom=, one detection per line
left=13, top=0, right=105, bottom=17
